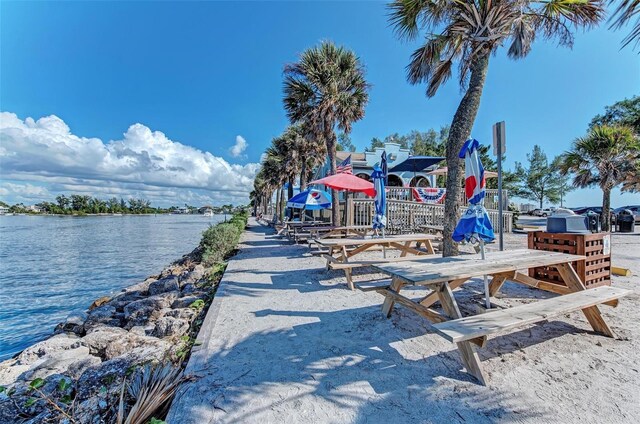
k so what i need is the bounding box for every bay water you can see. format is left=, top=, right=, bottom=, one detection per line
left=0, top=214, right=224, bottom=361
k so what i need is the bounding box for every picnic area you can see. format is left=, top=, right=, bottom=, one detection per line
left=167, top=218, right=640, bottom=423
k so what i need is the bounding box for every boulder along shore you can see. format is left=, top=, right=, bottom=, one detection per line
left=0, top=244, right=218, bottom=424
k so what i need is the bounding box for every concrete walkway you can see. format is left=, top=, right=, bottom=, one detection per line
left=167, top=219, right=640, bottom=423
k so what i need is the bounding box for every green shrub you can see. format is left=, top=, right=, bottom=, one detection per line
left=200, top=223, right=240, bottom=266
left=198, top=211, right=247, bottom=267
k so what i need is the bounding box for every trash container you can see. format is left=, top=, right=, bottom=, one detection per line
left=585, top=211, right=601, bottom=232
left=618, top=209, right=635, bottom=233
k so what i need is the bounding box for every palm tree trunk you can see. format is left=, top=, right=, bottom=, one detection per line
left=443, top=54, right=490, bottom=257
left=287, top=178, right=294, bottom=219
left=276, top=188, right=282, bottom=223
left=279, top=187, right=286, bottom=222
left=300, top=160, right=307, bottom=191
left=326, top=130, right=339, bottom=226
left=601, top=187, right=611, bottom=231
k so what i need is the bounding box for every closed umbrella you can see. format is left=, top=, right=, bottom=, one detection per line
left=452, top=138, right=495, bottom=308
left=371, top=164, right=387, bottom=257
left=381, top=151, right=388, bottom=185
left=371, top=166, right=387, bottom=233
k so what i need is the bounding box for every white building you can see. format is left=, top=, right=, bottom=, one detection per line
left=323, top=142, right=444, bottom=187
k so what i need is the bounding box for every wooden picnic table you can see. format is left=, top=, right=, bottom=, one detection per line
left=315, top=234, right=439, bottom=290
left=368, top=249, right=630, bottom=384
left=303, top=225, right=374, bottom=240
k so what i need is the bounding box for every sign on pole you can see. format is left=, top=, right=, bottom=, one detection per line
left=492, top=121, right=506, bottom=156
left=492, top=121, right=506, bottom=251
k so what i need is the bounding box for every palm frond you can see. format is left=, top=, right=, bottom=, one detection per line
left=117, top=363, right=185, bottom=424
left=609, top=0, right=640, bottom=48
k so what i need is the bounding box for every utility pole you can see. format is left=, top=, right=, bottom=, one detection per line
left=493, top=121, right=506, bottom=251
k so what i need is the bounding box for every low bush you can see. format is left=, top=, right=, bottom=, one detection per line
left=198, top=210, right=248, bottom=266
left=200, top=223, right=240, bottom=266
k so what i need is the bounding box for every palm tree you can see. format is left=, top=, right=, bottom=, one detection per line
left=389, top=0, right=604, bottom=256
left=295, top=122, right=327, bottom=191
left=283, top=41, right=370, bottom=225
left=559, top=125, right=639, bottom=231
left=610, top=0, right=640, bottom=49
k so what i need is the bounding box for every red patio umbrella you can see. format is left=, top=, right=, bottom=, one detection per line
left=308, top=173, right=376, bottom=197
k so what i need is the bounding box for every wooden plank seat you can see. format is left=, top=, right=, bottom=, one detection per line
left=326, top=254, right=441, bottom=270
left=432, top=286, right=630, bottom=344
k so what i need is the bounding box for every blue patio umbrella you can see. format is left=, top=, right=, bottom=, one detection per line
left=286, top=189, right=332, bottom=210
left=372, top=165, right=387, bottom=233
left=381, top=151, right=388, bottom=185
left=452, top=139, right=495, bottom=308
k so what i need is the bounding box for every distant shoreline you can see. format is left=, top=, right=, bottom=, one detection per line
left=0, top=213, right=226, bottom=217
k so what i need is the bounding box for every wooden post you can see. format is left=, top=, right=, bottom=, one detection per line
left=346, top=196, right=354, bottom=226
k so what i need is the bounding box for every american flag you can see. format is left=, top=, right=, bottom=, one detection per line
left=336, top=155, right=353, bottom=174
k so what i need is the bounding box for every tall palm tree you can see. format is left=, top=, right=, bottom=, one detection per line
left=389, top=0, right=605, bottom=256
left=559, top=125, right=639, bottom=231
left=283, top=41, right=370, bottom=225
left=295, top=122, right=327, bottom=191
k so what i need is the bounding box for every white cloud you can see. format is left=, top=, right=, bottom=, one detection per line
left=229, top=135, right=248, bottom=158
left=0, top=112, right=259, bottom=206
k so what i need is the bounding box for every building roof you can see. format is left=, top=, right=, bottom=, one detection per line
left=336, top=151, right=366, bottom=161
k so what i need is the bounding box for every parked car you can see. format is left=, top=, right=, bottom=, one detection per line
left=614, top=205, right=640, bottom=223
left=531, top=208, right=554, bottom=217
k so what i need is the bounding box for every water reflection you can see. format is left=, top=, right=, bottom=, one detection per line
left=0, top=214, right=223, bottom=360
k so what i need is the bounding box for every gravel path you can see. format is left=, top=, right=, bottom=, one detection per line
left=167, top=219, right=640, bottom=423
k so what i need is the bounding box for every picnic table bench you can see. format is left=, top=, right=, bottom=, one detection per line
left=276, top=220, right=325, bottom=239
left=315, top=234, right=439, bottom=290
left=370, top=249, right=630, bottom=384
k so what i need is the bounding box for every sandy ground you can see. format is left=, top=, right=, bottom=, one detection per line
left=167, top=219, right=640, bottom=424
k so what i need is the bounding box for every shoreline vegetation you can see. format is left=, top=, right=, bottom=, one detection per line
left=0, top=196, right=240, bottom=216
left=0, top=210, right=248, bottom=424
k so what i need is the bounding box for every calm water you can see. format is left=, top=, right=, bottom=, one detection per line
left=0, top=214, right=224, bottom=361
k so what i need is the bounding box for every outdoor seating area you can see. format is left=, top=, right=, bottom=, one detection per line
left=256, top=139, right=635, bottom=388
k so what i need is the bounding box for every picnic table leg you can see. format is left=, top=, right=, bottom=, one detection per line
left=419, top=278, right=468, bottom=308
left=381, top=276, right=403, bottom=318
left=487, top=271, right=516, bottom=297
left=341, top=246, right=355, bottom=291
left=325, top=247, right=335, bottom=270
left=399, top=241, right=411, bottom=258
left=555, top=263, right=616, bottom=338
left=424, top=239, right=435, bottom=255
left=436, top=281, right=488, bottom=385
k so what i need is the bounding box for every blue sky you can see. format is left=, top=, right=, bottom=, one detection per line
left=0, top=1, right=638, bottom=207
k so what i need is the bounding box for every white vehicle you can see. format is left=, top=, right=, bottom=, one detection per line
left=531, top=208, right=554, bottom=217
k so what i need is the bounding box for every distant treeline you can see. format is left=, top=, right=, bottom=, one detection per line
left=1, top=195, right=239, bottom=215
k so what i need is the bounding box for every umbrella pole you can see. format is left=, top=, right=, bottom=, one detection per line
left=479, top=239, right=491, bottom=309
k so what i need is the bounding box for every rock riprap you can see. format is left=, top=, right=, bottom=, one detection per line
left=0, top=257, right=210, bottom=424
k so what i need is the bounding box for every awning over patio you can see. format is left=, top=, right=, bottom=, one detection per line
left=390, top=156, right=445, bottom=172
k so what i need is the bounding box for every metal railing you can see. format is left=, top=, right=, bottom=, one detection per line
left=347, top=198, right=512, bottom=234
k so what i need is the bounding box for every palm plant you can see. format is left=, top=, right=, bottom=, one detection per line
left=262, top=146, right=287, bottom=222
left=389, top=0, right=605, bottom=256
left=283, top=41, right=370, bottom=225
left=610, top=0, right=640, bottom=48
left=296, top=122, right=327, bottom=191
left=559, top=125, right=639, bottom=231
